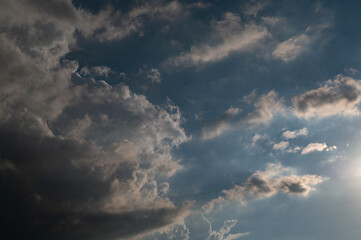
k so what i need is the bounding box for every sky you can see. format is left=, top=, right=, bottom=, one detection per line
left=1, top=0, right=361, bottom=239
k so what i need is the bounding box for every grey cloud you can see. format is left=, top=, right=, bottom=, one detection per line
left=201, top=107, right=242, bottom=140
left=147, top=68, right=162, bottom=83
left=292, top=75, right=361, bottom=118
left=272, top=34, right=311, bottom=62
left=80, top=66, right=113, bottom=77
left=204, top=163, right=325, bottom=211
left=0, top=1, right=191, bottom=239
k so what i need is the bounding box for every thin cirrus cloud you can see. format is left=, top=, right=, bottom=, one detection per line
left=272, top=34, right=311, bottom=62
left=167, top=12, right=268, bottom=67
left=272, top=5, right=332, bottom=62
left=201, top=90, right=284, bottom=140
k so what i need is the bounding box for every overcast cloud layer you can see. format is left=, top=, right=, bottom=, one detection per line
left=1, top=0, right=361, bottom=240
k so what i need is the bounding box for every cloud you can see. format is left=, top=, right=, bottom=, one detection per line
left=292, top=75, right=361, bottom=118
left=0, top=1, right=193, bottom=239
left=201, top=90, right=284, bottom=140
left=273, top=141, right=289, bottom=150
left=282, top=128, right=308, bottom=139
left=243, top=1, right=269, bottom=17
left=147, top=68, right=162, bottom=83
left=250, top=133, right=265, bottom=147
left=272, top=34, right=311, bottom=62
left=272, top=8, right=332, bottom=62
left=201, top=215, right=249, bottom=240
left=201, top=107, right=242, bottom=140
left=168, top=12, right=268, bottom=67
left=204, top=163, right=325, bottom=211
left=80, top=66, right=113, bottom=77
left=243, top=90, right=285, bottom=125
left=301, top=143, right=328, bottom=155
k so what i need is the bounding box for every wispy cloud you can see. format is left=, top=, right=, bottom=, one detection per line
left=204, top=163, right=325, bottom=212
left=201, top=91, right=284, bottom=140
left=168, top=12, right=268, bottom=67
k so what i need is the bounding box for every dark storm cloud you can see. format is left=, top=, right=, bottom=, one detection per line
left=0, top=127, right=189, bottom=240
left=0, top=0, right=193, bottom=239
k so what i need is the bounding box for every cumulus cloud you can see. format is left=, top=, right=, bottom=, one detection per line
left=292, top=75, right=361, bottom=118
left=301, top=143, right=328, bottom=155
left=204, top=163, right=325, bottom=211
left=0, top=1, right=193, bottom=239
left=273, top=141, right=289, bottom=150
left=201, top=90, right=284, bottom=140
left=168, top=12, right=268, bottom=67
left=282, top=128, right=308, bottom=139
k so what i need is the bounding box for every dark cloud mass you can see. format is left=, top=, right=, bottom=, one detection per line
left=0, top=0, right=191, bottom=239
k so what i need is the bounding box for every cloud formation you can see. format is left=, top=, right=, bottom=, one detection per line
left=292, top=75, right=361, bottom=118
left=273, top=141, right=289, bottom=150
left=168, top=12, right=268, bottom=67
left=301, top=142, right=337, bottom=155
left=282, top=128, right=308, bottom=139
left=272, top=6, right=332, bottom=62
left=0, top=1, right=193, bottom=239
left=204, top=163, right=325, bottom=211
left=201, top=90, right=284, bottom=140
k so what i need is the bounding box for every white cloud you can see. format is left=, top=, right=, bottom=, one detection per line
left=301, top=143, right=328, bottom=155
left=202, top=215, right=249, bottom=240
left=273, top=141, right=289, bottom=150
left=282, top=128, right=308, bottom=139
left=168, top=12, right=268, bottom=67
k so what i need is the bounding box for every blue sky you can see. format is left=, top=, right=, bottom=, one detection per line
left=1, top=0, right=361, bottom=239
